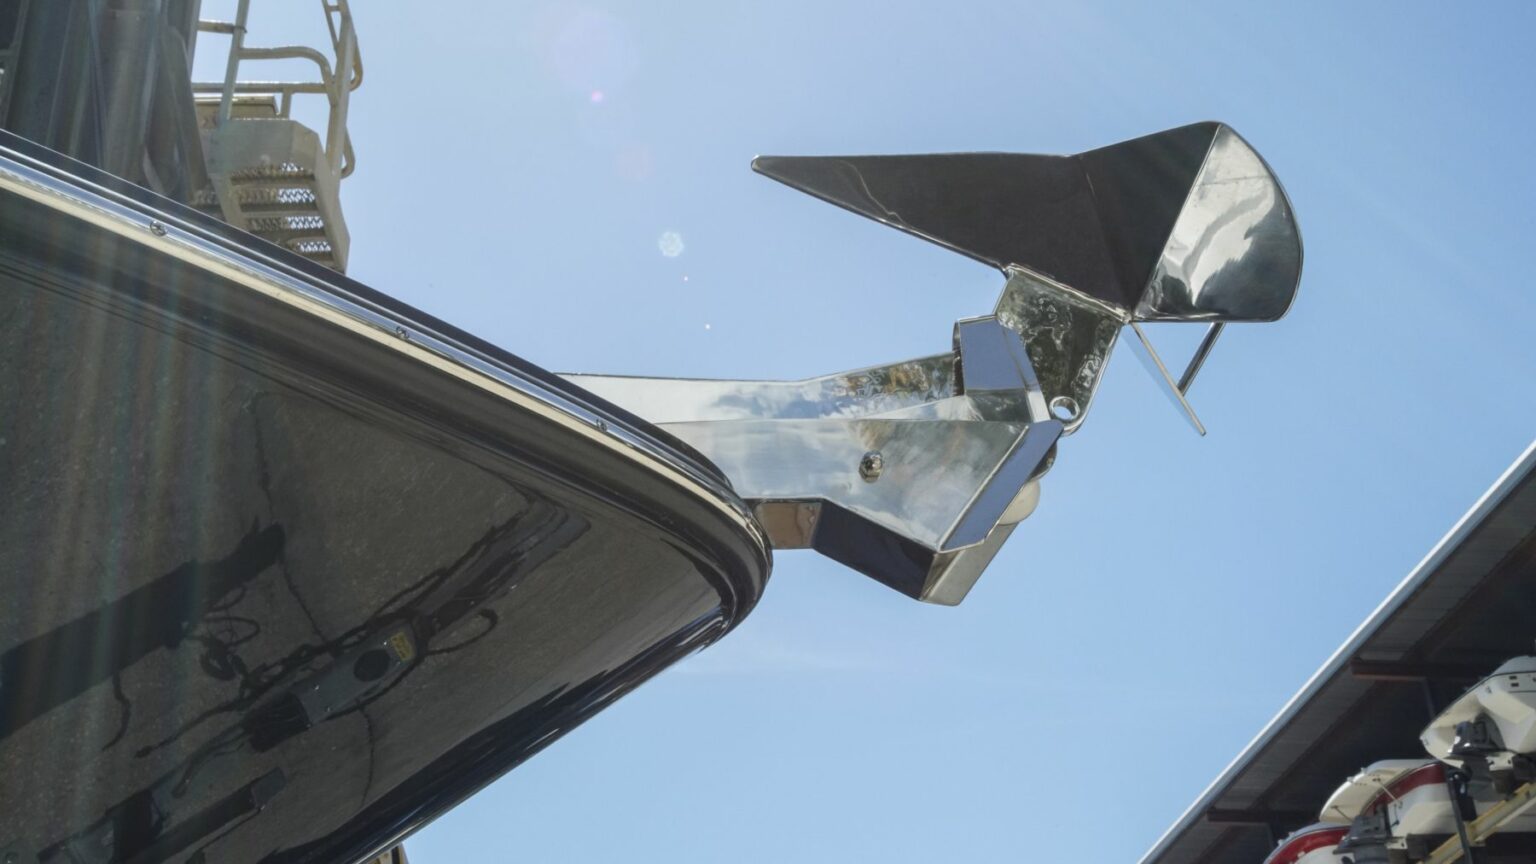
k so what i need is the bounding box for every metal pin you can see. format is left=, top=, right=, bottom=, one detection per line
left=859, top=451, right=884, bottom=482
left=1177, top=322, right=1224, bottom=395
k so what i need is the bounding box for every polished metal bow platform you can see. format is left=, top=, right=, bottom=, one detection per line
left=564, top=122, right=1302, bottom=604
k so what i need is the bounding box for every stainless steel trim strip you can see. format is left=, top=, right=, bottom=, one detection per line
left=0, top=143, right=768, bottom=562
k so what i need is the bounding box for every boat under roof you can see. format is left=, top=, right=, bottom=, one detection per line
left=1142, top=441, right=1536, bottom=864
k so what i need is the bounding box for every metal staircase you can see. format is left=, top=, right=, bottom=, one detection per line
left=192, top=0, right=360, bottom=271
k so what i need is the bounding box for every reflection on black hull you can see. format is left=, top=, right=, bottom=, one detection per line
left=32, top=502, right=588, bottom=864
left=0, top=134, right=768, bottom=864
left=0, top=524, right=286, bottom=745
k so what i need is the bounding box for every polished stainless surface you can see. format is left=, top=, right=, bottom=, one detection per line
left=566, top=317, right=1060, bottom=604
left=1136, top=125, right=1303, bottom=323
left=752, top=122, right=1302, bottom=324
left=993, top=267, right=1123, bottom=433
left=1127, top=322, right=1206, bottom=436
left=1178, top=322, right=1225, bottom=394
left=858, top=451, right=884, bottom=482
left=752, top=123, right=1302, bottom=431
left=571, top=122, right=1301, bottom=603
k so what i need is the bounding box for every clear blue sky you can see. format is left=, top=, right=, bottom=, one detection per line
left=201, top=2, right=1536, bottom=860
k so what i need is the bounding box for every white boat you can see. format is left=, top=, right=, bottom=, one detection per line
left=1329, top=760, right=1484, bottom=859
left=1324, top=757, right=1536, bottom=861
left=1262, top=823, right=1348, bottom=864
left=1422, top=656, right=1536, bottom=791
left=1319, top=759, right=1439, bottom=825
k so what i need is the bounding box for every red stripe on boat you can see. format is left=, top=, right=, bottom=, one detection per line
left=1264, top=825, right=1349, bottom=864
left=1365, top=762, right=1447, bottom=814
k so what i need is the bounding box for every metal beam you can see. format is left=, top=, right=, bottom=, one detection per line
left=1348, top=659, right=1491, bottom=682
left=1423, top=781, right=1536, bottom=864
left=1204, top=808, right=1315, bottom=826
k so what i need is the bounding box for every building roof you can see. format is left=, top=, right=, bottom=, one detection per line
left=1141, top=441, right=1536, bottom=864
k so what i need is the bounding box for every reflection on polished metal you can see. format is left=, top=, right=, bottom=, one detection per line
left=858, top=451, right=884, bottom=482
left=752, top=122, right=1301, bottom=323
left=1178, top=322, right=1225, bottom=395
left=993, top=267, right=1122, bottom=432
left=1127, top=322, right=1207, bottom=436
left=1136, top=126, right=1301, bottom=322
left=754, top=122, right=1303, bottom=430
left=568, top=122, right=1302, bottom=604
left=568, top=317, right=1061, bottom=604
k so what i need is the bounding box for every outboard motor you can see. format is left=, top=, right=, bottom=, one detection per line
left=1423, top=656, right=1536, bottom=793
left=1321, top=760, right=1491, bottom=863
left=1336, top=808, right=1395, bottom=864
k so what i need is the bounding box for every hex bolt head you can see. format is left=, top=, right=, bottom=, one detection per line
left=858, top=450, right=884, bottom=482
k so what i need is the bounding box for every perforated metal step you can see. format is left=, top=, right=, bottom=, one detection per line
left=193, top=97, right=347, bottom=270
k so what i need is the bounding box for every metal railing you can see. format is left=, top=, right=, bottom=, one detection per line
left=194, top=0, right=362, bottom=177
